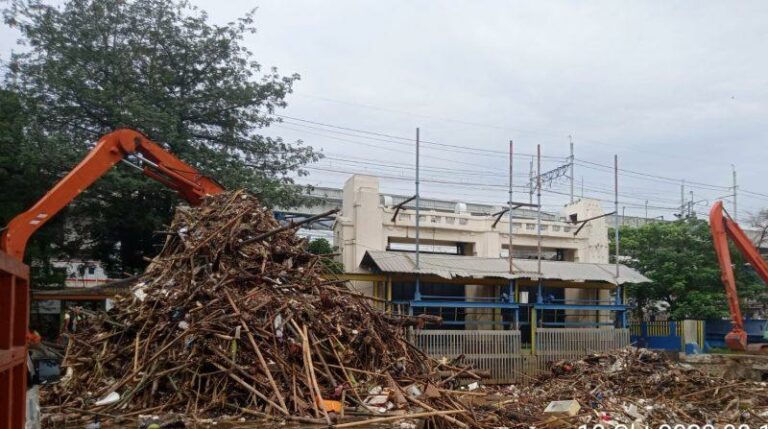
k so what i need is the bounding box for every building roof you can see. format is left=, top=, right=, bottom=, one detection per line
left=31, top=276, right=136, bottom=301
left=360, top=251, right=650, bottom=285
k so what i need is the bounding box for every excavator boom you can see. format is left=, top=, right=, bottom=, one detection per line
left=0, top=129, right=223, bottom=428
left=0, top=128, right=223, bottom=259
left=709, top=200, right=768, bottom=351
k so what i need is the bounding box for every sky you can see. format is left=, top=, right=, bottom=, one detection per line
left=3, top=1, right=768, bottom=221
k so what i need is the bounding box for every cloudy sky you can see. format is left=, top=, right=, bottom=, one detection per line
left=3, top=1, right=768, bottom=221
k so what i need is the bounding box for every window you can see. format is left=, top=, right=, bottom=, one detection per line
left=87, top=266, right=96, bottom=275
left=526, top=223, right=535, bottom=230
left=398, top=213, right=411, bottom=222
left=458, top=218, right=468, bottom=225
left=563, top=226, right=571, bottom=232
left=552, top=225, right=561, bottom=232
left=431, top=216, right=441, bottom=223
left=445, top=217, right=455, bottom=224
left=540, top=225, right=549, bottom=232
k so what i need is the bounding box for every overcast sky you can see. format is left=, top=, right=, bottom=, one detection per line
left=3, top=1, right=768, bottom=221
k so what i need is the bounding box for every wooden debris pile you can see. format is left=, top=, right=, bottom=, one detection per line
left=42, top=190, right=501, bottom=428
left=494, top=347, right=768, bottom=427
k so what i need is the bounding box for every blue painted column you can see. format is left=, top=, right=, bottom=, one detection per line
left=414, top=277, right=422, bottom=301
left=536, top=280, right=543, bottom=327
left=409, top=277, right=421, bottom=317
left=508, top=280, right=519, bottom=331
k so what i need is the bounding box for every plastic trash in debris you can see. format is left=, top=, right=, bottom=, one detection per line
left=132, top=282, right=147, bottom=302
left=59, top=367, right=74, bottom=386
left=467, top=381, right=480, bottom=391
left=368, top=385, right=383, bottom=395
left=273, top=314, right=284, bottom=339
left=623, top=403, right=643, bottom=421
left=365, top=394, right=389, bottom=406
left=405, top=384, right=422, bottom=398
left=94, top=391, right=120, bottom=406
left=178, top=321, right=189, bottom=330
left=544, top=400, right=581, bottom=417
left=607, top=359, right=624, bottom=373
left=320, top=399, right=343, bottom=414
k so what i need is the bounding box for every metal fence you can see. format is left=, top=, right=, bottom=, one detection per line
left=535, top=328, right=630, bottom=355
left=412, top=328, right=630, bottom=384
left=413, top=329, right=521, bottom=356
left=629, top=320, right=705, bottom=351
left=412, top=330, right=522, bottom=383
left=629, top=320, right=684, bottom=337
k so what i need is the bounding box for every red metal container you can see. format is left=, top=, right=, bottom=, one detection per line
left=0, top=250, right=29, bottom=429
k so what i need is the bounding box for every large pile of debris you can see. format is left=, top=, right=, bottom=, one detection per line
left=42, top=191, right=499, bottom=428
left=496, top=348, right=768, bottom=427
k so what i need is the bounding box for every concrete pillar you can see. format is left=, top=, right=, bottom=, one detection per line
left=338, top=175, right=383, bottom=295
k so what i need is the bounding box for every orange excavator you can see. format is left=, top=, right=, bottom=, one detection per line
left=709, top=200, right=768, bottom=352
left=0, top=129, right=223, bottom=428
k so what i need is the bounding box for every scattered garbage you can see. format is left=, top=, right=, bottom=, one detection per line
left=543, top=399, right=580, bottom=417
left=93, top=391, right=120, bottom=406
left=494, top=347, right=768, bottom=427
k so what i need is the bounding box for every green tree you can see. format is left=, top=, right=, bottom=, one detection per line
left=3, top=0, right=321, bottom=276
left=0, top=88, right=73, bottom=287
left=611, top=218, right=765, bottom=320
left=307, top=238, right=343, bottom=274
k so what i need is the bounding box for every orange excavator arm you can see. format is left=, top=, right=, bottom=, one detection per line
left=709, top=200, right=768, bottom=351
left=0, top=128, right=224, bottom=260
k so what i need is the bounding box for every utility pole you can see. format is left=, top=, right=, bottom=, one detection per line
left=614, top=154, right=622, bottom=327
left=415, top=127, right=420, bottom=269
left=508, top=140, right=514, bottom=274
left=732, top=164, right=738, bottom=221
left=680, top=180, right=685, bottom=218
left=645, top=200, right=648, bottom=221
left=689, top=190, right=694, bottom=218
left=414, top=128, right=420, bottom=301
left=614, top=156, right=619, bottom=278
left=528, top=156, right=534, bottom=205
left=569, top=135, right=574, bottom=204
left=537, top=145, right=542, bottom=277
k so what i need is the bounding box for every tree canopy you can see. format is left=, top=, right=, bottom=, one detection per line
left=307, top=238, right=343, bottom=274
left=611, top=218, right=766, bottom=320
left=2, top=0, right=320, bottom=279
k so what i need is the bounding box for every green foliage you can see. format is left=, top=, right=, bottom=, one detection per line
left=0, top=89, right=71, bottom=287
left=307, top=238, right=343, bottom=274
left=610, top=218, right=765, bottom=320
left=3, top=0, right=321, bottom=277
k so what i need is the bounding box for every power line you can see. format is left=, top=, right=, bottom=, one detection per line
left=270, top=113, right=768, bottom=214
left=306, top=165, right=683, bottom=212
left=292, top=93, right=730, bottom=165
left=574, top=158, right=730, bottom=191
left=274, top=112, right=736, bottom=194
left=273, top=113, right=569, bottom=160
left=315, top=155, right=689, bottom=206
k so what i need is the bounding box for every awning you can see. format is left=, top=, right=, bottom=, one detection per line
left=360, top=251, right=650, bottom=285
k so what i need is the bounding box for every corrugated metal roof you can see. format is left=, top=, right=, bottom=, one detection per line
left=360, top=251, right=650, bottom=285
